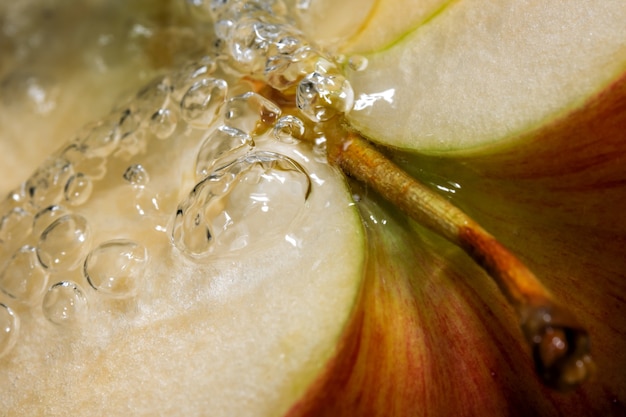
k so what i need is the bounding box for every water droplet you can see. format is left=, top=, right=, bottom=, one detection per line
left=195, top=126, right=253, bottom=180
left=228, top=18, right=283, bottom=73
left=32, top=205, right=69, bottom=238
left=224, top=91, right=281, bottom=135
left=273, top=115, right=305, bottom=143
left=42, top=281, right=88, bottom=326
left=0, top=245, right=49, bottom=305
left=265, top=39, right=317, bottom=90
left=180, top=78, right=228, bottom=128
left=348, top=55, right=368, bottom=72
left=0, top=303, right=19, bottom=359
left=134, top=76, right=172, bottom=119
left=149, top=107, right=178, bottom=139
left=173, top=151, right=311, bottom=257
left=123, top=164, right=150, bottom=188
left=133, top=189, right=162, bottom=219
left=76, top=118, right=121, bottom=158
left=296, top=72, right=354, bottom=122
left=0, top=207, right=32, bottom=246
left=84, top=240, right=148, bottom=299
left=25, top=157, right=74, bottom=207
left=60, top=144, right=107, bottom=181
left=64, top=173, right=93, bottom=206
left=37, top=214, right=90, bottom=272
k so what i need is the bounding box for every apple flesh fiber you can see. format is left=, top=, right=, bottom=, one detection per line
left=1, top=0, right=626, bottom=416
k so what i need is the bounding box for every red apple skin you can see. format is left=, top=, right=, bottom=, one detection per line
left=284, top=73, right=626, bottom=416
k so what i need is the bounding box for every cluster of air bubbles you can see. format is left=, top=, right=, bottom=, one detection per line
left=187, top=0, right=357, bottom=124
left=173, top=151, right=311, bottom=257
left=0, top=0, right=355, bottom=359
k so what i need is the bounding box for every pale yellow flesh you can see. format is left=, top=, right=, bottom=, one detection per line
left=0, top=2, right=365, bottom=416
left=337, top=0, right=626, bottom=153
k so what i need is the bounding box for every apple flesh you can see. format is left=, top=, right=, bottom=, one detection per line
left=0, top=3, right=366, bottom=415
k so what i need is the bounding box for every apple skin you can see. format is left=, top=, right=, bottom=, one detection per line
left=282, top=75, right=626, bottom=415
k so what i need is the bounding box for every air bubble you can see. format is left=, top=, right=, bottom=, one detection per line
left=224, top=91, right=281, bottom=134
left=60, top=144, right=107, bottom=181
left=25, top=157, right=74, bottom=207
left=0, top=207, right=32, bottom=246
left=84, top=240, right=148, bottom=299
left=37, top=214, right=90, bottom=272
left=64, top=173, right=93, bottom=206
left=42, top=281, right=88, bottom=326
left=173, top=151, right=311, bottom=257
left=0, top=245, right=49, bottom=305
left=33, top=205, right=69, bottom=237
left=180, top=78, right=228, bottom=128
left=123, top=164, right=150, bottom=188
left=76, top=118, right=121, bottom=158
left=0, top=303, right=19, bottom=359
left=149, top=107, right=178, bottom=139
left=296, top=72, right=354, bottom=122
left=348, top=55, right=368, bottom=72
left=195, top=126, right=253, bottom=180
left=273, top=115, right=305, bottom=143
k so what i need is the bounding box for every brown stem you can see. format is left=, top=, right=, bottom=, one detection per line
left=327, top=126, right=595, bottom=391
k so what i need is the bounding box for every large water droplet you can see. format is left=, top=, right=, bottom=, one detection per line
left=0, top=207, right=32, bottom=246
left=60, top=144, right=107, bottom=181
left=64, top=173, right=93, bottom=206
left=173, top=151, right=311, bottom=257
left=37, top=214, right=90, bottom=272
left=296, top=71, right=354, bottom=122
left=32, top=205, right=69, bottom=238
left=84, top=240, right=148, bottom=299
left=195, top=126, right=253, bottom=180
left=180, top=78, right=228, bottom=128
left=0, top=245, right=49, bottom=305
left=224, top=91, right=281, bottom=135
left=42, top=281, right=88, bottom=326
left=0, top=303, right=19, bottom=359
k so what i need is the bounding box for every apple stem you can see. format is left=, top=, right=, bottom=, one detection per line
left=327, top=126, right=596, bottom=391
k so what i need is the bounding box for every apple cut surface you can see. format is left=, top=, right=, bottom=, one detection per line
left=0, top=27, right=366, bottom=417
left=339, top=0, right=626, bottom=153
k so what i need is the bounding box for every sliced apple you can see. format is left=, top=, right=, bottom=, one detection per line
left=0, top=9, right=366, bottom=414
left=334, top=0, right=626, bottom=154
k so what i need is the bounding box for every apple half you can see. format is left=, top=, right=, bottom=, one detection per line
left=1, top=0, right=626, bottom=416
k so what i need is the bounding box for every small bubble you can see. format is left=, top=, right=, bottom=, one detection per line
left=64, top=173, right=93, bottom=206
left=173, top=151, right=311, bottom=257
left=32, top=205, right=69, bottom=237
left=0, top=303, right=19, bottom=359
left=77, top=118, right=121, bottom=158
left=273, top=115, right=305, bottom=143
left=60, top=144, right=107, bottom=181
left=0, top=245, right=49, bottom=305
left=348, top=55, right=368, bottom=72
left=195, top=125, right=253, bottom=180
left=0, top=207, right=33, bottom=246
left=25, top=157, right=74, bottom=207
left=224, top=91, right=281, bottom=135
left=296, top=72, right=354, bottom=122
left=37, top=214, right=90, bottom=272
left=181, top=78, right=228, bottom=128
left=123, top=164, right=150, bottom=188
left=84, top=240, right=148, bottom=299
left=42, top=281, right=88, bottom=326
left=149, top=107, right=178, bottom=139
